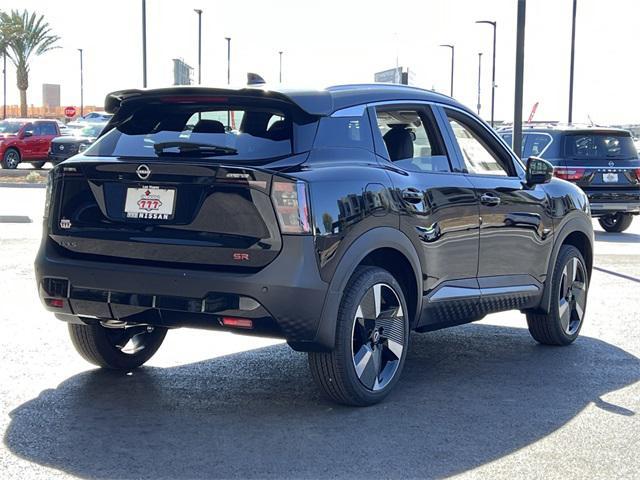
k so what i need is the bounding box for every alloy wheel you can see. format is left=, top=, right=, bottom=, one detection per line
left=558, top=257, right=587, bottom=335
left=351, top=283, right=406, bottom=391
left=5, top=151, right=19, bottom=169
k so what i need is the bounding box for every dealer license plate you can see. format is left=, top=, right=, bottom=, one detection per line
left=124, top=186, right=176, bottom=220
left=602, top=173, right=619, bottom=183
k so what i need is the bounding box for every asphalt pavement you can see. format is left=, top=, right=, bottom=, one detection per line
left=0, top=188, right=638, bottom=479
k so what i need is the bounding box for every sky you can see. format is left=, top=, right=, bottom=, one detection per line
left=1, top=0, right=639, bottom=124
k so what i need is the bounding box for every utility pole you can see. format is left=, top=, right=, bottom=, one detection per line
left=279, top=51, right=283, bottom=83
left=78, top=48, right=84, bottom=117
left=439, top=44, right=455, bottom=97
left=142, top=0, right=147, bottom=87
left=194, top=9, right=202, bottom=84
left=225, top=37, right=231, bottom=84
left=476, top=20, right=497, bottom=127
left=477, top=52, right=483, bottom=116
left=2, top=51, right=6, bottom=119
left=513, top=0, right=526, bottom=158
left=568, top=0, right=577, bottom=124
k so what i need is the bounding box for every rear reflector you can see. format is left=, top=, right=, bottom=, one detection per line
left=221, top=317, right=253, bottom=329
left=45, top=298, right=64, bottom=308
left=554, top=167, right=585, bottom=181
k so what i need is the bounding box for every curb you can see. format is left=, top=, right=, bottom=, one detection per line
left=0, top=215, right=32, bottom=223
left=0, top=183, right=46, bottom=189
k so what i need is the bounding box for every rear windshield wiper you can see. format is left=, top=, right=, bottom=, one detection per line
left=153, top=141, right=238, bottom=156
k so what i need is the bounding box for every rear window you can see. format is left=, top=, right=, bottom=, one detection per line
left=563, top=132, right=637, bottom=159
left=85, top=104, right=293, bottom=160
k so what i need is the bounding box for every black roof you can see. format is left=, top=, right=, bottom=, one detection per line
left=105, top=84, right=465, bottom=117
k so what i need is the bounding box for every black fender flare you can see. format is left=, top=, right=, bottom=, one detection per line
left=537, top=213, right=594, bottom=313
left=291, top=227, right=422, bottom=351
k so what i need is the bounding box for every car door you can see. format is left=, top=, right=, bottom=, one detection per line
left=20, top=123, right=37, bottom=159
left=442, top=108, right=554, bottom=290
left=369, top=103, right=481, bottom=315
left=38, top=122, right=58, bottom=159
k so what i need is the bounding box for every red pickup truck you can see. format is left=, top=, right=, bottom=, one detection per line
left=0, top=118, right=61, bottom=169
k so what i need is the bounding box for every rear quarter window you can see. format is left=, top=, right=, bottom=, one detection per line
left=313, top=112, right=373, bottom=151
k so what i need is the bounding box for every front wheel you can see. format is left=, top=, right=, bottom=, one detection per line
left=308, top=266, right=409, bottom=406
left=1, top=148, right=20, bottom=169
left=598, top=213, right=633, bottom=232
left=31, top=161, right=46, bottom=169
left=526, top=245, right=589, bottom=345
left=68, top=323, right=167, bottom=370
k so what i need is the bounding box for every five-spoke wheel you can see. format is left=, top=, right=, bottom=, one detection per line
left=309, top=266, right=409, bottom=406
left=527, top=245, right=589, bottom=345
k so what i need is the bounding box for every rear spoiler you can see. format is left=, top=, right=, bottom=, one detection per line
left=104, top=86, right=334, bottom=117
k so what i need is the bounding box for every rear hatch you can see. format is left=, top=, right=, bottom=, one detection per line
left=555, top=130, right=640, bottom=188
left=47, top=89, right=317, bottom=270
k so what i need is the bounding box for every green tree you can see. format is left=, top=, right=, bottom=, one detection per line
left=0, top=10, right=60, bottom=117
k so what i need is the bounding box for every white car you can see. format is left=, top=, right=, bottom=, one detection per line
left=80, top=111, right=113, bottom=123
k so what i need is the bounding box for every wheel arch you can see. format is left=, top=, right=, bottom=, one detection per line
left=537, top=214, right=593, bottom=314
left=291, top=227, right=422, bottom=352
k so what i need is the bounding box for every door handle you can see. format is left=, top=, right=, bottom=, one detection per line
left=480, top=193, right=501, bottom=206
left=402, top=188, right=423, bottom=204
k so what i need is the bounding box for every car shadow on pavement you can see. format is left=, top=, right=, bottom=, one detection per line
left=4, top=324, right=639, bottom=479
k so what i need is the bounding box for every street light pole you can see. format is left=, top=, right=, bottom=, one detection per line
left=568, top=0, right=577, bottom=124
left=142, top=0, right=147, bottom=88
left=513, top=0, right=526, bottom=158
left=439, top=44, right=454, bottom=97
left=2, top=51, right=6, bottom=120
left=194, top=9, right=202, bottom=85
left=78, top=48, right=84, bottom=117
left=477, top=52, right=483, bottom=116
left=476, top=20, right=497, bottom=127
left=279, top=51, right=283, bottom=83
left=225, top=37, right=231, bottom=84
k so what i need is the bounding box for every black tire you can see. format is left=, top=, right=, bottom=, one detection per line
left=308, top=266, right=410, bottom=406
left=31, top=161, right=46, bottom=169
left=526, top=245, right=589, bottom=346
left=598, top=213, right=633, bottom=233
left=1, top=148, right=21, bottom=169
left=68, top=323, right=167, bottom=370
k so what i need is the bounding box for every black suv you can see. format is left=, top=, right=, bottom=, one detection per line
left=501, top=125, right=640, bottom=232
left=35, top=85, right=593, bottom=406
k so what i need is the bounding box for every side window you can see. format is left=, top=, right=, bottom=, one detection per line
left=447, top=113, right=512, bottom=176
left=374, top=106, right=451, bottom=173
left=41, top=122, right=57, bottom=136
left=523, top=133, right=552, bottom=158
left=314, top=110, right=373, bottom=151
left=23, top=123, right=35, bottom=136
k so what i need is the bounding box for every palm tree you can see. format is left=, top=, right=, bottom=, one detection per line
left=0, top=10, right=59, bottom=117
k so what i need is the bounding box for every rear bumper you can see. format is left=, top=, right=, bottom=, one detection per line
left=584, top=189, right=640, bottom=215
left=35, top=235, right=329, bottom=344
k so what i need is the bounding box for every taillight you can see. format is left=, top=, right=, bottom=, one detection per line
left=634, top=168, right=640, bottom=182
left=271, top=179, right=312, bottom=234
left=43, top=171, right=53, bottom=218
left=554, top=167, right=585, bottom=181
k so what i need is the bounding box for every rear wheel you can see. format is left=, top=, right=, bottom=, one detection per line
left=1, top=148, right=20, bottom=169
left=526, top=245, right=588, bottom=345
left=308, top=266, right=409, bottom=406
left=68, top=323, right=167, bottom=370
left=31, top=161, right=46, bottom=169
left=598, top=213, right=633, bottom=232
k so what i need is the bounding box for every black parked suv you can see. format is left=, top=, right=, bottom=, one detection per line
left=35, top=85, right=594, bottom=406
left=501, top=125, right=640, bottom=232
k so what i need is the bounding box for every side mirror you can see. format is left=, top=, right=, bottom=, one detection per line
left=526, top=156, right=553, bottom=186
left=22, top=131, right=33, bottom=138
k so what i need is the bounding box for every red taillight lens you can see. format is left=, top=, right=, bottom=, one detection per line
left=221, top=317, right=253, bottom=329
left=271, top=179, right=312, bottom=234
left=554, top=167, right=585, bottom=181
left=45, top=298, right=64, bottom=308
left=634, top=168, right=640, bottom=182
